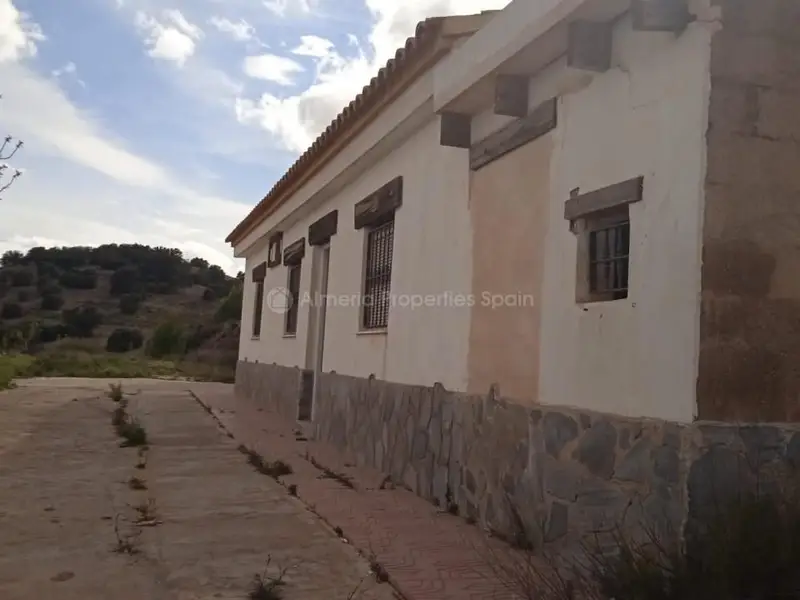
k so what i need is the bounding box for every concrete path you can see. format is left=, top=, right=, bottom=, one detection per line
left=0, top=378, right=396, bottom=600
left=190, top=385, right=523, bottom=600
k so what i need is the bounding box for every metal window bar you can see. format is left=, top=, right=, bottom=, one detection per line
left=589, top=220, right=630, bottom=299
left=285, top=264, right=301, bottom=334
left=253, top=281, right=264, bottom=337
left=363, top=220, right=394, bottom=329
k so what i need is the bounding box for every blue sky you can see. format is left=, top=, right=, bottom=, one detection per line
left=0, top=0, right=508, bottom=273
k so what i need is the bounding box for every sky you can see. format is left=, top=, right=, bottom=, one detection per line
left=0, top=0, right=509, bottom=274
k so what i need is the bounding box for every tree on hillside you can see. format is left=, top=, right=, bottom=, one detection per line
left=110, top=265, right=141, bottom=295
left=62, top=306, right=102, bottom=338
left=1, top=250, right=24, bottom=267
left=0, top=95, right=23, bottom=199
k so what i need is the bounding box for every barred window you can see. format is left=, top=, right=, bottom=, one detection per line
left=588, top=215, right=630, bottom=301
left=362, top=219, right=394, bottom=330
left=284, top=264, right=301, bottom=335
left=252, top=281, right=264, bottom=338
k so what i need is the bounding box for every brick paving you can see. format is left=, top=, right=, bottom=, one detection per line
left=192, top=385, right=527, bottom=600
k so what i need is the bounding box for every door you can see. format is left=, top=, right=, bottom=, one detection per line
left=300, top=244, right=330, bottom=421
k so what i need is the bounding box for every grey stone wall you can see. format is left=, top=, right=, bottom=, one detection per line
left=237, top=361, right=800, bottom=550
left=312, top=371, right=687, bottom=549
left=235, top=360, right=302, bottom=422
left=685, top=423, right=800, bottom=542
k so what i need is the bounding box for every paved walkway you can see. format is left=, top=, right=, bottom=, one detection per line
left=191, top=385, right=522, bottom=600
left=0, top=379, right=396, bottom=600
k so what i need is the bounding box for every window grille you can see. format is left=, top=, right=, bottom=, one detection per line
left=362, top=220, right=394, bottom=330
left=252, top=281, right=264, bottom=337
left=589, top=219, right=630, bottom=300
left=285, top=264, right=301, bottom=335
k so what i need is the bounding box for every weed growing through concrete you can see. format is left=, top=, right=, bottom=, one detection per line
left=109, top=391, right=148, bottom=447
left=239, top=445, right=293, bottom=480
left=118, top=419, right=148, bottom=447
left=107, top=382, right=124, bottom=403
left=135, top=446, right=148, bottom=469
left=128, top=476, right=147, bottom=490
left=248, top=555, right=290, bottom=600
left=367, top=552, right=390, bottom=584
left=111, top=402, right=128, bottom=429
left=131, top=498, right=158, bottom=524
left=111, top=514, right=141, bottom=555
left=308, top=455, right=355, bottom=489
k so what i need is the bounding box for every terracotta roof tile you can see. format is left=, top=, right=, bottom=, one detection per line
left=226, top=17, right=446, bottom=246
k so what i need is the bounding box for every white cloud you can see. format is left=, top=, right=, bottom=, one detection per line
left=0, top=58, right=248, bottom=254
left=263, top=0, right=318, bottom=18
left=1, top=62, right=169, bottom=188
left=0, top=0, right=248, bottom=274
left=52, top=61, right=76, bottom=77
left=52, top=61, right=86, bottom=87
left=208, top=16, right=255, bottom=42
left=291, top=35, right=333, bottom=58
left=243, top=53, right=304, bottom=85
left=135, top=9, right=203, bottom=67
left=0, top=0, right=45, bottom=62
left=164, top=8, right=202, bottom=39
left=236, top=0, right=510, bottom=153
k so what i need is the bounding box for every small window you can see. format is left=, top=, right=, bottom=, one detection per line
left=575, top=206, right=631, bottom=303
left=589, top=214, right=630, bottom=300
left=252, top=280, right=264, bottom=338
left=284, top=264, right=301, bottom=335
left=362, top=219, right=394, bottom=330
left=566, top=177, right=642, bottom=304
left=267, top=234, right=283, bottom=267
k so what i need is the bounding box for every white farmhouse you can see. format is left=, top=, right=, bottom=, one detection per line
left=228, top=0, right=800, bottom=429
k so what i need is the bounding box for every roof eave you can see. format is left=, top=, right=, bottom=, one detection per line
left=226, top=13, right=495, bottom=250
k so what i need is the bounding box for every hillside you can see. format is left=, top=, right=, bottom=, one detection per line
left=0, top=244, right=242, bottom=385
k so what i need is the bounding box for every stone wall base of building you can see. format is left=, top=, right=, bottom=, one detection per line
left=236, top=361, right=800, bottom=550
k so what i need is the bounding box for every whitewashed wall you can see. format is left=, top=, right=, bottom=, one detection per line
left=238, top=13, right=713, bottom=423
left=239, top=118, right=474, bottom=392
left=535, top=18, right=712, bottom=423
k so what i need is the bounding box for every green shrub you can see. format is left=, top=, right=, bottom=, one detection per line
left=110, top=265, right=141, bottom=296
left=36, top=262, right=60, bottom=281
left=215, top=284, right=242, bottom=322
left=106, top=328, right=144, bottom=353
left=146, top=321, right=185, bottom=358
left=9, top=269, right=34, bottom=287
left=38, top=323, right=68, bottom=343
left=202, top=287, right=215, bottom=301
left=119, top=294, right=141, bottom=315
left=146, top=281, right=175, bottom=295
left=184, top=324, right=219, bottom=352
left=40, top=293, right=64, bottom=311
left=0, top=353, right=36, bottom=390
left=62, top=305, right=102, bottom=337
left=38, top=281, right=61, bottom=296
left=59, top=268, right=98, bottom=290
left=1, top=302, right=23, bottom=320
